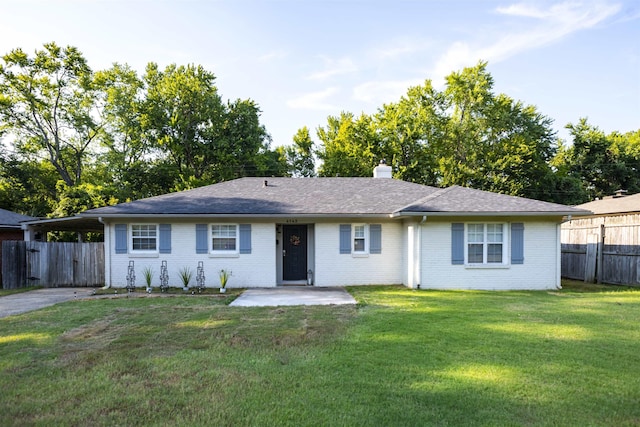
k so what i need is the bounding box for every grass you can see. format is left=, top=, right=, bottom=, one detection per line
left=0, top=286, right=41, bottom=297
left=1, top=282, right=639, bottom=426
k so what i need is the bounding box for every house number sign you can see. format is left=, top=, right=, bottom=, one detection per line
left=285, top=219, right=298, bottom=223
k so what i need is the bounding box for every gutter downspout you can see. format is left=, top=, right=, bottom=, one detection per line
left=98, top=217, right=111, bottom=289
left=416, top=215, right=427, bottom=289
left=557, top=215, right=572, bottom=289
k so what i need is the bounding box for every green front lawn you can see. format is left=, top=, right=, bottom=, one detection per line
left=0, top=286, right=41, bottom=297
left=1, top=283, right=639, bottom=426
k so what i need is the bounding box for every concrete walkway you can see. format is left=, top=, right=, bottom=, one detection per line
left=0, top=286, right=356, bottom=317
left=0, top=288, right=95, bottom=318
left=229, top=286, right=356, bottom=307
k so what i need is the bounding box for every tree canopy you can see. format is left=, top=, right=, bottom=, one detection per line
left=1, top=45, right=638, bottom=227
left=316, top=62, right=568, bottom=201
left=0, top=43, right=291, bottom=219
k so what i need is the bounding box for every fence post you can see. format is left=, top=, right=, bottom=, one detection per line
left=585, top=232, right=598, bottom=283
left=596, top=224, right=605, bottom=284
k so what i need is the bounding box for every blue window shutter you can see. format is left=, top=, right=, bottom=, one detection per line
left=159, top=224, right=171, bottom=254
left=339, top=224, right=351, bottom=254
left=451, top=223, right=464, bottom=265
left=115, top=224, right=127, bottom=254
left=511, top=223, right=524, bottom=264
left=369, top=224, right=382, bottom=254
left=239, top=224, right=252, bottom=254
left=196, top=224, right=208, bottom=254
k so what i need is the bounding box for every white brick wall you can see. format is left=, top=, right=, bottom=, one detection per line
left=103, top=218, right=561, bottom=290
left=106, top=221, right=276, bottom=288
left=314, top=221, right=404, bottom=286
left=420, top=220, right=560, bottom=290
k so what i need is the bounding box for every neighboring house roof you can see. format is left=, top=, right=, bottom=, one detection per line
left=81, top=177, right=589, bottom=218
left=574, top=193, right=640, bottom=215
left=0, top=208, right=35, bottom=229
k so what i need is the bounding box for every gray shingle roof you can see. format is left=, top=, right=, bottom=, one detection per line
left=397, top=185, right=589, bottom=215
left=83, top=178, right=438, bottom=216
left=81, top=177, right=588, bottom=217
left=0, top=208, right=36, bottom=227
left=574, top=193, right=640, bottom=215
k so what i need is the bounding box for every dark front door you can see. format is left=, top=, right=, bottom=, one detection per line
left=283, top=224, right=307, bottom=281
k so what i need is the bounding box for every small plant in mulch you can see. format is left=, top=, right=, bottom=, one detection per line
left=178, top=267, right=193, bottom=290
left=142, top=266, right=154, bottom=293
left=219, top=269, right=232, bottom=293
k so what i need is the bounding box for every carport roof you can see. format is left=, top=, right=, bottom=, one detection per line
left=21, top=216, right=104, bottom=233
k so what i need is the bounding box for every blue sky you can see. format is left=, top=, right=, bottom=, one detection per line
left=1, top=0, right=638, bottom=147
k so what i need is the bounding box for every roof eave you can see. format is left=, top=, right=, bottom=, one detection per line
left=80, top=212, right=396, bottom=219
left=391, top=210, right=591, bottom=218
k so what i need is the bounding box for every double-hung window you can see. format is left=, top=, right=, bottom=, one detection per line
left=467, top=223, right=504, bottom=264
left=353, top=225, right=367, bottom=253
left=212, top=224, right=238, bottom=252
left=131, top=224, right=157, bottom=251
left=340, top=224, right=381, bottom=255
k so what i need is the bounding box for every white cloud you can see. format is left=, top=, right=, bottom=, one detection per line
left=307, top=56, right=357, bottom=80
left=431, top=1, right=622, bottom=84
left=370, top=38, right=434, bottom=60
left=496, top=3, right=554, bottom=18
left=352, top=79, right=422, bottom=103
left=286, top=87, right=341, bottom=111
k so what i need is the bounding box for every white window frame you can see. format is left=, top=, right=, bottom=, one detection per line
left=465, top=223, right=507, bottom=265
left=353, top=224, right=369, bottom=254
left=211, top=224, right=239, bottom=254
left=130, top=224, right=158, bottom=253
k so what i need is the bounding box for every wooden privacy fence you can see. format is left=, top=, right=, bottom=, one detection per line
left=2, top=241, right=104, bottom=289
left=561, top=217, right=640, bottom=286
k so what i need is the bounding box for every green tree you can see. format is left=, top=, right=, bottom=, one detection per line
left=314, top=62, right=560, bottom=201
left=0, top=43, right=102, bottom=186
left=0, top=154, right=58, bottom=216
left=375, top=81, right=446, bottom=184
left=142, top=62, right=225, bottom=184
left=316, top=112, right=380, bottom=177
left=280, top=126, right=316, bottom=177
left=560, top=119, right=640, bottom=200
left=93, top=63, right=154, bottom=200
left=215, top=98, right=275, bottom=180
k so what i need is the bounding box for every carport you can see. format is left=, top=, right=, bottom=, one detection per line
left=2, top=216, right=106, bottom=289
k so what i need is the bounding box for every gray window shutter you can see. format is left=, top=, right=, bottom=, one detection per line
left=196, top=224, right=208, bottom=254
left=339, top=224, right=351, bottom=254
left=369, top=224, right=382, bottom=254
left=451, top=223, right=464, bottom=265
left=115, top=224, right=127, bottom=254
left=511, top=223, right=524, bottom=264
left=159, top=224, right=171, bottom=254
left=239, top=224, right=252, bottom=254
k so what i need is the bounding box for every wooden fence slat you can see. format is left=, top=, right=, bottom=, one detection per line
left=1, top=241, right=104, bottom=288
left=562, top=217, right=640, bottom=286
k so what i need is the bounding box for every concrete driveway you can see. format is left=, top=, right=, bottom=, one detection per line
left=229, top=286, right=356, bottom=307
left=0, top=288, right=95, bottom=318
